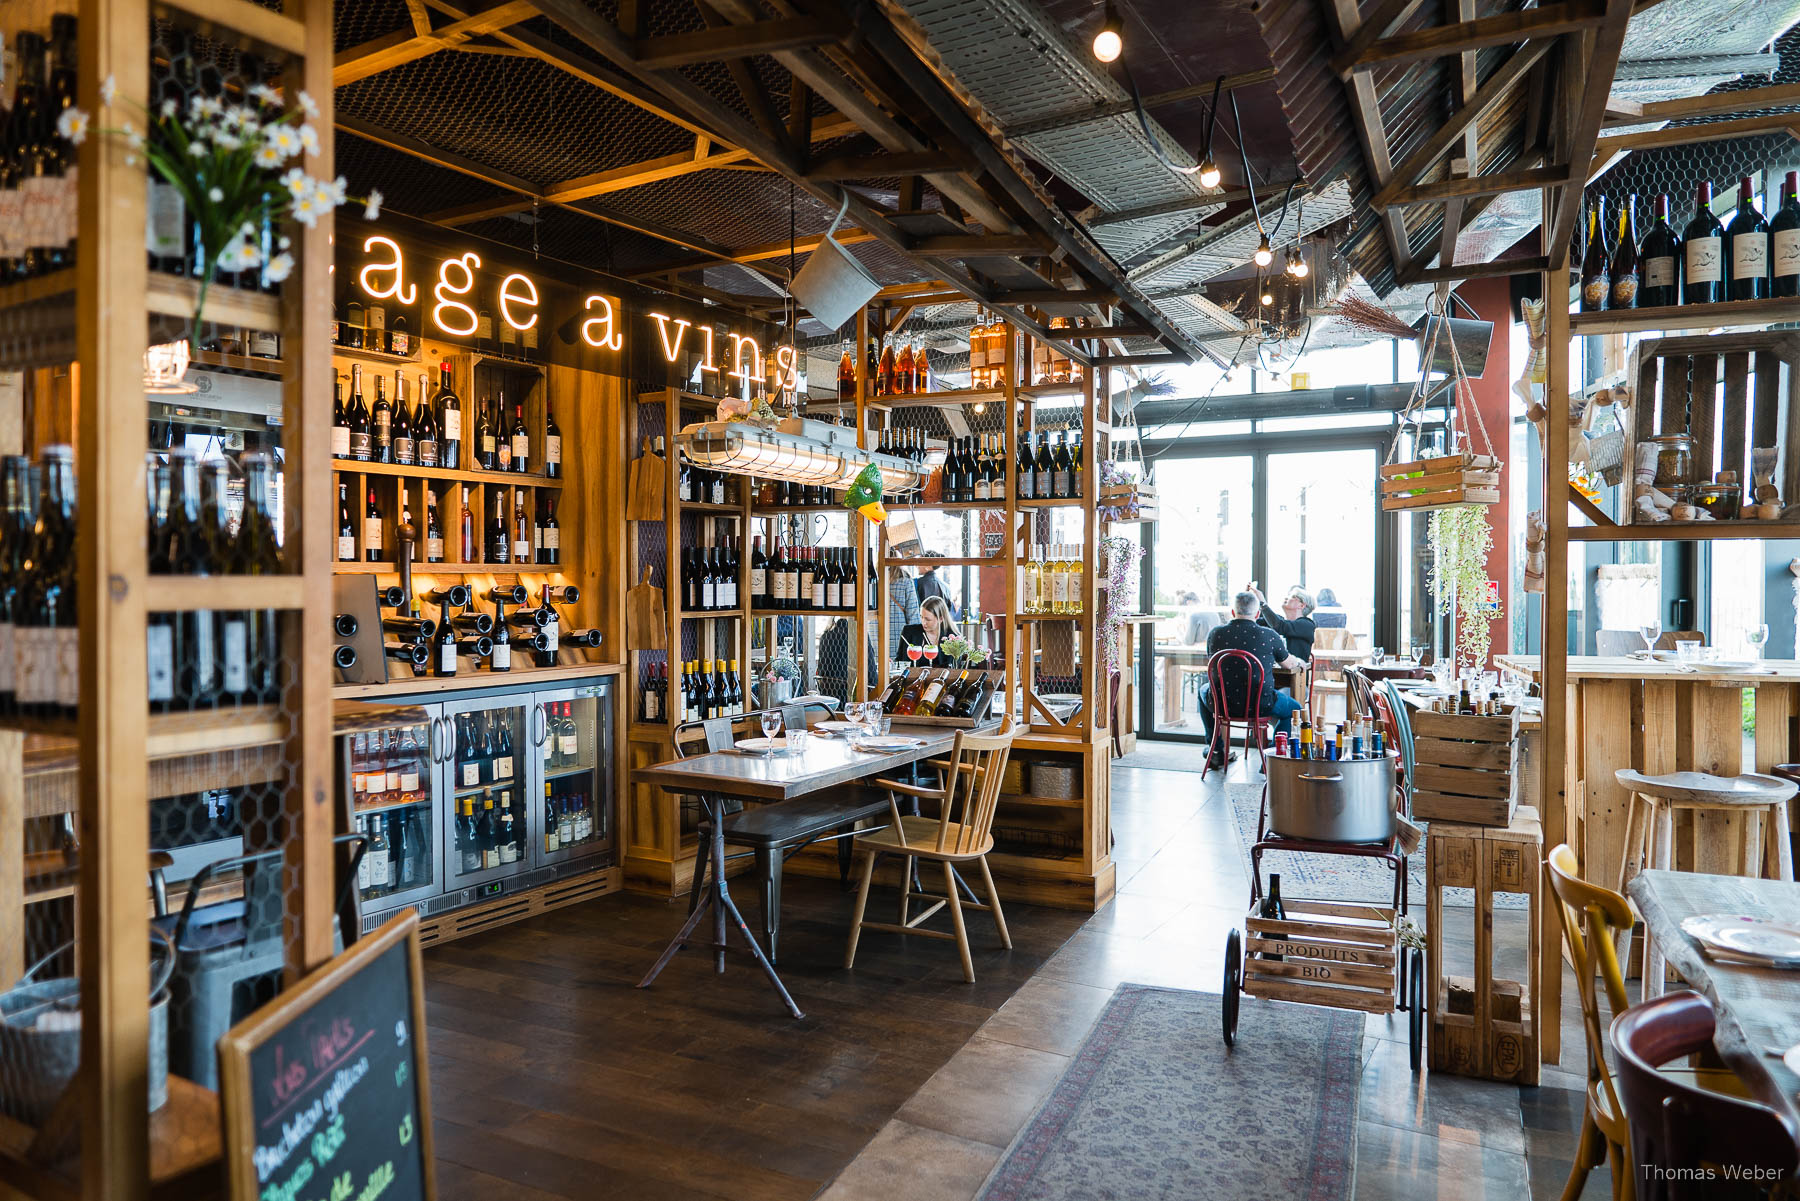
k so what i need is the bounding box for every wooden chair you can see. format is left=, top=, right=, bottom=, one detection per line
left=1615, top=769, right=1797, bottom=995
left=1610, top=990, right=1797, bottom=1201
left=844, top=721, right=1018, bottom=982
left=1652, top=631, right=1704, bottom=652
left=1595, top=629, right=1650, bottom=657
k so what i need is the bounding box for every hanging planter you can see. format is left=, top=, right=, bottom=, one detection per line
left=1427, top=506, right=1499, bottom=672
left=1380, top=293, right=1502, bottom=514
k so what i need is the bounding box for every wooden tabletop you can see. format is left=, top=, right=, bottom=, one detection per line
left=1311, top=646, right=1370, bottom=662
left=635, top=723, right=975, bottom=802
left=1627, top=870, right=1800, bottom=1137
left=1496, top=654, right=1800, bottom=687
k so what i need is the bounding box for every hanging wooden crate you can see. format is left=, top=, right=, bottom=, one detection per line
left=1409, top=707, right=1519, bottom=827
left=1624, top=331, right=1800, bottom=527
left=1378, top=454, right=1501, bottom=513
left=1099, top=481, right=1158, bottom=522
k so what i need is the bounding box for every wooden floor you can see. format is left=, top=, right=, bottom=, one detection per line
left=423, top=872, right=1089, bottom=1201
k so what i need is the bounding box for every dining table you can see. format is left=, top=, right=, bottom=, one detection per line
left=633, top=721, right=981, bottom=1018
left=1627, top=870, right=1800, bottom=1143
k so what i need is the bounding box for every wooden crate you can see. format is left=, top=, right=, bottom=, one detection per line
left=1099, top=481, right=1158, bottom=522
left=1377, top=453, right=1500, bottom=513
left=1410, top=707, right=1519, bottom=827
left=1243, top=899, right=1399, bottom=1015
left=889, top=671, right=1004, bottom=727
left=1627, top=331, right=1800, bottom=526
left=1426, top=807, right=1542, bottom=1084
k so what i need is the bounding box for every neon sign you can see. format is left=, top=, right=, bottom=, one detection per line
left=498, top=272, right=539, bottom=332
left=432, top=252, right=480, bottom=338
left=358, top=236, right=416, bottom=305
left=581, top=294, right=622, bottom=351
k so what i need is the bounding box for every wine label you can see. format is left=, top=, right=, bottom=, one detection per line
left=545, top=435, right=561, bottom=465
left=1611, top=271, right=1638, bottom=308
left=812, top=581, right=826, bottom=607
left=250, top=329, right=279, bottom=358
left=1580, top=274, right=1609, bottom=309
left=54, top=628, right=78, bottom=708
left=1050, top=571, right=1069, bottom=606
left=393, top=436, right=415, bottom=465
left=386, top=768, right=401, bottom=791
left=375, top=410, right=392, bottom=441
left=441, top=641, right=457, bottom=673
left=1018, top=470, right=1033, bottom=499
left=1645, top=256, right=1675, bottom=287
left=492, top=643, right=511, bottom=670
left=443, top=409, right=461, bottom=440
left=511, top=433, right=529, bottom=466
left=337, top=534, right=355, bottom=561
left=497, top=443, right=511, bottom=471
left=512, top=538, right=529, bottom=561
left=544, top=622, right=558, bottom=653
left=364, top=517, right=383, bottom=550
left=1775, top=229, right=1800, bottom=277
left=331, top=424, right=350, bottom=456
left=481, top=433, right=496, bottom=457
left=368, top=304, right=387, bottom=333
left=389, top=330, right=410, bottom=356
left=366, top=766, right=385, bottom=793
left=495, top=755, right=513, bottom=780
left=221, top=619, right=248, bottom=694
left=543, top=528, right=559, bottom=550
left=1686, top=236, right=1723, bottom=284
left=401, top=768, right=420, bottom=792
left=427, top=535, right=444, bottom=561
left=349, top=432, right=372, bottom=460
left=750, top=568, right=767, bottom=599
left=462, top=762, right=480, bottom=786
left=418, top=438, right=439, bottom=467
left=1053, top=470, right=1071, bottom=496
left=560, top=733, right=578, bottom=757
left=0, top=188, right=19, bottom=258
left=146, top=624, right=174, bottom=702
left=1733, top=231, right=1769, bottom=280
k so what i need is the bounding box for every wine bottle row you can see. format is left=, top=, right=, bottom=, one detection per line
left=644, top=658, right=747, bottom=724
left=2, top=18, right=82, bottom=284
left=879, top=664, right=996, bottom=720
left=1579, top=175, right=1800, bottom=312
left=380, top=582, right=595, bottom=678
left=0, top=447, right=76, bottom=718
left=751, top=538, right=864, bottom=612
left=337, top=298, right=545, bottom=361
left=1021, top=544, right=1085, bottom=615
left=339, top=480, right=560, bottom=566
left=678, top=454, right=735, bottom=506
left=332, top=361, right=561, bottom=477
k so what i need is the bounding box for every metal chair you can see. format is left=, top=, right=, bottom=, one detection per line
left=1202, top=648, right=1275, bottom=778
left=1610, top=990, right=1797, bottom=1201
left=1383, top=678, right=1418, bottom=814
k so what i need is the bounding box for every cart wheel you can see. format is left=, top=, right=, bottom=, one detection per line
left=1407, top=947, right=1425, bottom=1073
left=1222, top=928, right=1242, bottom=1048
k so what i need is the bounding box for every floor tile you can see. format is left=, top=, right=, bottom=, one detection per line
left=1354, top=1120, right=1532, bottom=1201
left=814, top=1119, right=1002, bottom=1201
left=895, top=1034, right=1070, bottom=1149
left=1080, top=892, right=1193, bottom=938
left=1037, top=927, right=1225, bottom=992
left=1357, top=1036, right=1527, bottom=1153
left=978, top=974, right=1117, bottom=1057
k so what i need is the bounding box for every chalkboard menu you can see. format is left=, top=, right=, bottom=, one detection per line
left=219, top=912, right=436, bottom=1201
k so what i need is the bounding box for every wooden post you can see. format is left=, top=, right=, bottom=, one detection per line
left=1002, top=320, right=1016, bottom=716
left=1540, top=225, right=1570, bottom=1066
left=856, top=306, right=872, bottom=698
left=76, top=0, right=151, bottom=1190
left=284, top=0, right=339, bottom=981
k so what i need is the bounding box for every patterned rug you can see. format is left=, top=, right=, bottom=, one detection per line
left=1226, top=782, right=1528, bottom=911
left=977, top=984, right=1361, bottom=1201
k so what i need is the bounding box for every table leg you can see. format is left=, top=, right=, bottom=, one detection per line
left=765, top=849, right=784, bottom=964
left=1162, top=660, right=1181, bottom=726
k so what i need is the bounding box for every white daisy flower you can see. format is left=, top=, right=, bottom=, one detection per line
left=208, top=186, right=223, bottom=202
left=191, top=95, right=223, bottom=120
left=292, top=193, right=320, bottom=228
left=281, top=167, right=309, bottom=197
left=55, top=107, right=89, bottom=145
left=211, top=129, right=241, bottom=150
left=267, top=126, right=300, bottom=158
left=297, top=90, right=319, bottom=118
left=188, top=142, right=207, bottom=158
left=240, top=221, right=257, bottom=238
left=253, top=142, right=282, bottom=168
left=328, top=175, right=348, bottom=204
left=123, top=120, right=142, bottom=149
left=278, top=235, right=291, bottom=250
left=161, top=98, right=178, bottom=118
left=363, top=189, right=383, bottom=220
left=100, top=75, right=117, bottom=105
left=298, top=124, right=319, bottom=156
left=265, top=251, right=294, bottom=283
left=248, top=82, right=281, bottom=108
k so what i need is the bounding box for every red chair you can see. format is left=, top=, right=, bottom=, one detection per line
left=1610, top=990, right=1797, bottom=1201
left=1203, top=649, right=1276, bottom=779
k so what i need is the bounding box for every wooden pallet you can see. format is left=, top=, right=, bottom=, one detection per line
left=1627, top=331, right=1800, bottom=525
left=1243, top=899, right=1399, bottom=1015
left=1409, top=707, right=1519, bottom=827
left=1426, top=808, right=1542, bottom=1083
left=1378, top=454, right=1501, bottom=512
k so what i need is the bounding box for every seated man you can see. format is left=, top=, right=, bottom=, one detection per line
left=1199, top=591, right=1305, bottom=768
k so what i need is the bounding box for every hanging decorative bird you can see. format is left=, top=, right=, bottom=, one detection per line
left=842, top=461, right=887, bottom=524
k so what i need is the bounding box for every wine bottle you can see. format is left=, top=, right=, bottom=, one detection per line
left=372, top=372, right=394, bottom=464
left=1683, top=181, right=1726, bottom=305
left=390, top=370, right=414, bottom=466
left=1638, top=193, right=1681, bottom=307
left=436, top=361, right=462, bottom=469
left=331, top=375, right=350, bottom=459
left=477, top=391, right=498, bottom=471
left=538, top=495, right=559, bottom=566
left=414, top=372, right=439, bottom=468
left=459, top=485, right=474, bottom=563
left=486, top=488, right=510, bottom=563
left=489, top=603, right=511, bottom=671
left=386, top=641, right=429, bottom=667
left=347, top=364, right=372, bottom=462
left=509, top=401, right=529, bottom=474
left=235, top=452, right=283, bottom=704
left=364, top=485, right=384, bottom=563
left=1579, top=195, right=1610, bottom=312
left=337, top=481, right=355, bottom=562
left=511, top=490, right=530, bottom=564
left=1728, top=175, right=1770, bottom=301
left=1610, top=195, right=1639, bottom=310
left=425, top=493, right=444, bottom=564
left=1773, top=171, right=1800, bottom=297
left=544, top=402, right=562, bottom=479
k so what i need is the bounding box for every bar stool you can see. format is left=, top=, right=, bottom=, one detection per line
left=1615, top=768, right=1797, bottom=996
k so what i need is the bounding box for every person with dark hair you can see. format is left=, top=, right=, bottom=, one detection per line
left=1199, top=591, right=1305, bottom=768
left=912, top=551, right=959, bottom=618
left=1311, top=586, right=1350, bottom=630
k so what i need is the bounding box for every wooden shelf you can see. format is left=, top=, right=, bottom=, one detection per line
left=1017, top=496, right=1085, bottom=508
left=1014, top=611, right=1087, bottom=621
left=333, top=561, right=568, bottom=574
left=468, top=351, right=545, bottom=373
left=191, top=347, right=284, bottom=375
left=144, top=574, right=307, bottom=610
left=749, top=608, right=859, bottom=618
left=332, top=458, right=565, bottom=489
left=330, top=341, right=419, bottom=367
left=998, top=793, right=1085, bottom=809
left=1567, top=520, right=1800, bottom=541
left=675, top=609, right=746, bottom=620
left=332, top=660, right=621, bottom=700
left=751, top=505, right=846, bottom=514
left=887, top=499, right=1007, bottom=512
left=1017, top=381, right=1086, bottom=400
left=867, top=386, right=1006, bottom=409
left=884, top=555, right=999, bottom=566
left=0, top=705, right=286, bottom=751
left=146, top=271, right=281, bottom=330
left=0, top=266, right=77, bottom=313
left=1567, top=296, right=1800, bottom=336
left=679, top=500, right=746, bottom=513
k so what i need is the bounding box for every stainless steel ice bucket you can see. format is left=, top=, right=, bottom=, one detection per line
left=1265, top=753, right=1397, bottom=843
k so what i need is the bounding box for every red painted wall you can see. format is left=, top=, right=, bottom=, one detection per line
left=1453, top=278, right=1514, bottom=659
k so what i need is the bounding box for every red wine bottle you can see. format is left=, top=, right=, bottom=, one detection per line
left=1771, top=171, right=1800, bottom=297
left=1683, top=181, right=1725, bottom=305
left=1638, top=193, right=1681, bottom=308
left=1727, top=175, right=1770, bottom=301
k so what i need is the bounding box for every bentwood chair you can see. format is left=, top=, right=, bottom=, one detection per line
left=1202, top=648, right=1276, bottom=779
left=844, top=721, right=1019, bottom=982
left=1610, top=991, right=1797, bottom=1201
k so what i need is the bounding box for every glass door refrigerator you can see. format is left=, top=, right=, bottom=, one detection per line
left=530, top=680, right=615, bottom=870
left=347, top=715, right=442, bottom=919
left=442, top=693, right=534, bottom=900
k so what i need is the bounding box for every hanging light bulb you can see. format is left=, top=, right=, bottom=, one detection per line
left=1253, top=235, right=1274, bottom=268
left=1286, top=245, right=1308, bottom=279
left=1091, top=1, right=1123, bottom=62
left=1260, top=288, right=1274, bottom=307
left=1198, top=159, right=1221, bottom=189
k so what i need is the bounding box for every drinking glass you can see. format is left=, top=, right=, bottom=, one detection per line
left=759, top=710, right=782, bottom=757
left=1640, top=619, right=1662, bottom=653
left=922, top=640, right=938, bottom=668
left=1370, top=647, right=1386, bottom=666
left=787, top=728, right=809, bottom=755
left=1747, top=624, right=1770, bottom=659
left=1410, top=641, right=1429, bottom=665
left=905, top=642, right=923, bottom=667
left=1676, top=639, right=1703, bottom=665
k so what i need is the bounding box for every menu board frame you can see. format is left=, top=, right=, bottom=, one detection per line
left=218, top=910, right=437, bottom=1201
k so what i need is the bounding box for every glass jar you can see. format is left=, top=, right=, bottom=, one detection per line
left=1693, top=482, right=1741, bottom=520
left=1648, top=433, right=1693, bottom=488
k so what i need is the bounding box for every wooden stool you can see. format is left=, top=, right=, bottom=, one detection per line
left=1615, top=769, right=1797, bottom=996
left=1425, top=806, right=1543, bottom=1084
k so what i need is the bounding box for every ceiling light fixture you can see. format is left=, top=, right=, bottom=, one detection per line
left=1091, top=1, right=1123, bottom=63
left=678, top=418, right=921, bottom=495
left=1260, top=289, right=1274, bottom=307
left=1286, top=246, right=1308, bottom=279
left=1253, top=235, right=1274, bottom=268
left=143, top=340, right=197, bottom=394
left=1198, top=159, right=1221, bottom=189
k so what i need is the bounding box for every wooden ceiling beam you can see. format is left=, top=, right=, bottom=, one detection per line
left=1322, top=0, right=1414, bottom=281
left=1369, top=39, right=1553, bottom=210
left=807, top=151, right=967, bottom=180
left=1600, top=80, right=1800, bottom=129
left=1327, top=0, right=1433, bottom=78
left=625, top=228, right=878, bottom=278
left=1340, top=0, right=1606, bottom=74
left=334, top=0, right=538, bottom=87
left=1404, top=255, right=1549, bottom=284
left=631, top=15, right=848, bottom=71
left=1546, top=0, right=1635, bottom=269
left=695, top=0, right=785, bottom=142
left=1593, top=109, right=1800, bottom=160
left=1081, top=180, right=1300, bottom=229
left=1391, top=164, right=1566, bottom=206
left=1002, top=68, right=1278, bottom=139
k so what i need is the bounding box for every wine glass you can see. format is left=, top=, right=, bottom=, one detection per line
left=905, top=641, right=923, bottom=669
left=921, top=639, right=939, bottom=668
left=1746, top=623, right=1770, bottom=659
left=1370, top=646, right=1387, bottom=667
left=759, top=709, right=782, bottom=758
left=1640, top=618, right=1662, bottom=655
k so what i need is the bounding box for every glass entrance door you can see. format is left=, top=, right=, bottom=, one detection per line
left=1264, top=447, right=1378, bottom=646
left=1148, top=454, right=1253, bottom=737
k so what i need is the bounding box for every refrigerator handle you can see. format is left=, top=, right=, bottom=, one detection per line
left=428, top=717, right=444, bottom=764
left=532, top=702, right=548, bottom=748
